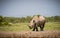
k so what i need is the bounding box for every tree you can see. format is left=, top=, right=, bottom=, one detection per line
left=0, top=16, right=3, bottom=25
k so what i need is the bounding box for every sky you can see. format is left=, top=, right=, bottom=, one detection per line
left=0, top=0, right=60, bottom=17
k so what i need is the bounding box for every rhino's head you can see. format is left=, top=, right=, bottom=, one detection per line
left=28, top=23, right=34, bottom=29
left=28, top=20, right=35, bottom=29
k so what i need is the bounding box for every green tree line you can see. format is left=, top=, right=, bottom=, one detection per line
left=0, top=15, right=60, bottom=26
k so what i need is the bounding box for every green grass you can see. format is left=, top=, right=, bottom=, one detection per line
left=0, top=22, right=60, bottom=31
left=45, top=22, right=60, bottom=30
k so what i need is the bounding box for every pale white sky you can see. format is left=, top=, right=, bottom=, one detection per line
left=0, top=0, right=60, bottom=17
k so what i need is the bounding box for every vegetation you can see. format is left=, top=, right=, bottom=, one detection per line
left=0, top=15, right=60, bottom=31
left=0, top=16, right=9, bottom=26
left=0, top=15, right=60, bottom=24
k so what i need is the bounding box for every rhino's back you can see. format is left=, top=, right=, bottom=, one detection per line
left=32, top=16, right=45, bottom=23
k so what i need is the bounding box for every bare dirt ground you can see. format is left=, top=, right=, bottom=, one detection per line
left=0, top=30, right=60, bottom=38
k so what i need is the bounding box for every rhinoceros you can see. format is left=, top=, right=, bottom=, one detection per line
left=28, top=15, right=46, bottom=31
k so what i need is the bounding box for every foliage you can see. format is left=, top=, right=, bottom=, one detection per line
left=0, top=15, right=60, bottom=25
left=0, top=16, right=9, bottom=26
left=0, top=15, right=60, bottom=31
left=45, top=16, right=60, bottom=22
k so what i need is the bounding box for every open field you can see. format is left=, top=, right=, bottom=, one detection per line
left=0, top=22, right=60, bottom=31
left=0, top=22, right=60, bottom=38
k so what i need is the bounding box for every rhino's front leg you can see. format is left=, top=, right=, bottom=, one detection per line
left=35, top=26, right=38, bottom=31
left=32, top=23, right=38, bottom=31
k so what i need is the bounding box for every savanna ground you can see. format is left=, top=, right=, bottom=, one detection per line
left=0, top=22, right=60, bottom=38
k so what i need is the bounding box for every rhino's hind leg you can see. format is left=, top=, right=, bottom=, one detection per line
left=40, top=24, right=44, bottom=31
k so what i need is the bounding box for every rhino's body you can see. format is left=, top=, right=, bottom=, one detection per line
left=28, top=15, right=46, bottom=31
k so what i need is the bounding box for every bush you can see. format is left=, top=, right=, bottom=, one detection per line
left=3, top=22, right=9, bottom=25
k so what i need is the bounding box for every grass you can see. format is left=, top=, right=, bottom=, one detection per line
left=45, top=22, right=60, bottom=30
left=0, top=22, right=60, bottom=31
